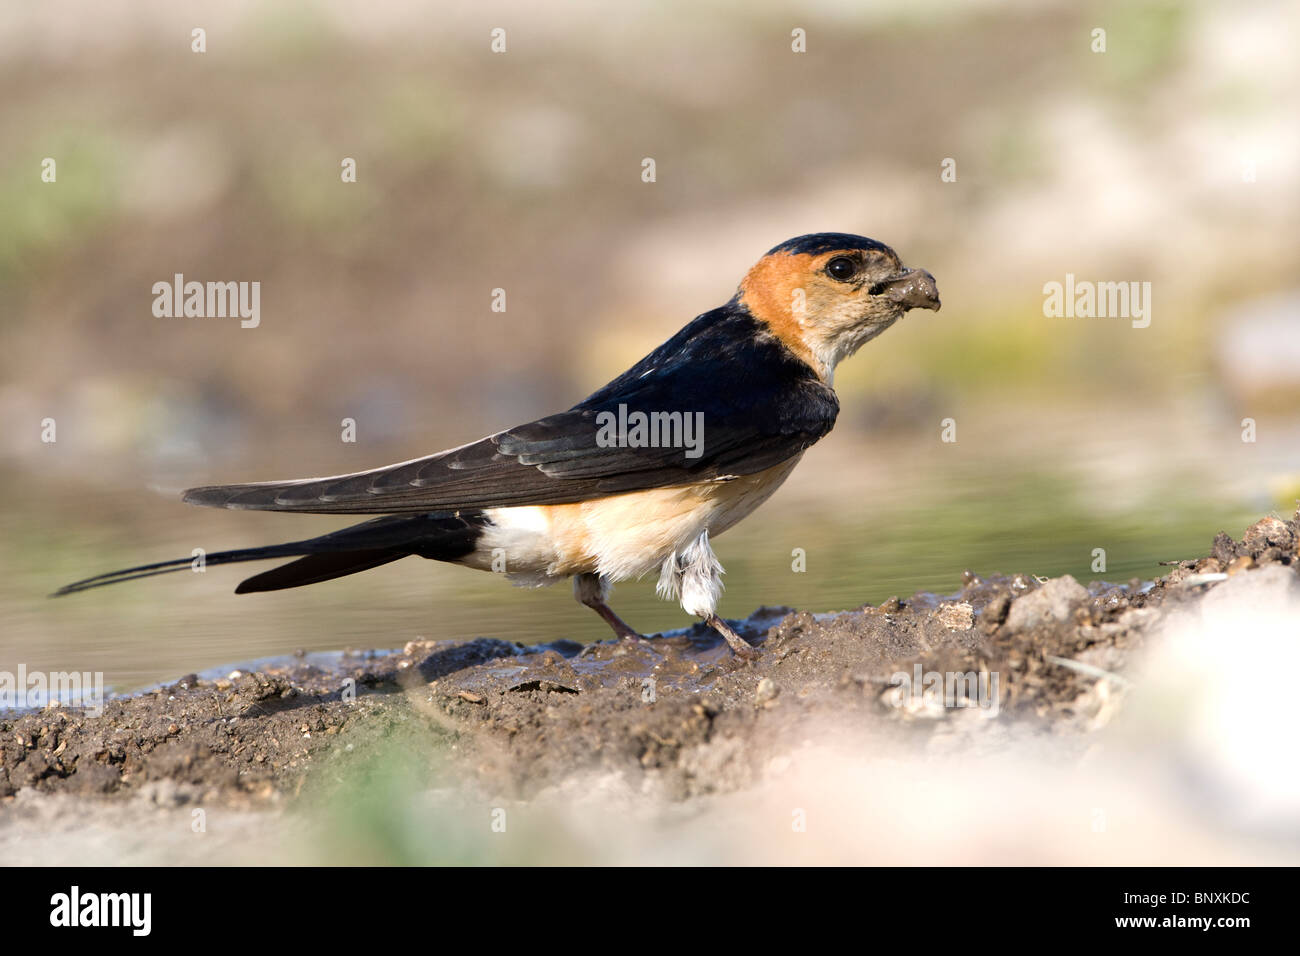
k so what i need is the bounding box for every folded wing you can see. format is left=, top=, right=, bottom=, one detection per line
left=184, top=304, right=839, bottom=514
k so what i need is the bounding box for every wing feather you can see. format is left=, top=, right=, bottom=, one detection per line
left=183, top=304, right=838, bottom=514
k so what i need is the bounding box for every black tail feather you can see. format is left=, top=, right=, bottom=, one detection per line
left=52, top=542, right=316, bottom=596
left=234, top=550, right=408, bottom=593
left=51, top=511, right=489, bottom=598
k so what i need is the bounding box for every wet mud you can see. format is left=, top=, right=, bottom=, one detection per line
left=3, top=512, right=1297, bottom=810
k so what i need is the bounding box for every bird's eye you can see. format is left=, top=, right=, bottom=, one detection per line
left=825, top=256, right=858, bottom=282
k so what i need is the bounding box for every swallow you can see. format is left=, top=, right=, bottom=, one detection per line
left=55, top=233, right=940, bottom=657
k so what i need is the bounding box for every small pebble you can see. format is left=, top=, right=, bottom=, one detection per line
left=936, top=602, right=974, bottom=630
left=755, top=678, right=780, bottom=706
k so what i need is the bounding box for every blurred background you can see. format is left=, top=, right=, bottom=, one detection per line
left=2, top=0, right=1297, bottom=692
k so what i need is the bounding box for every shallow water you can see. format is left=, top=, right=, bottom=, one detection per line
left=0, top=424, right=1279, bottom=694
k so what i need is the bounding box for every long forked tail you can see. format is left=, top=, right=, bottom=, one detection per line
left=51, top=512, right=489, bottom=598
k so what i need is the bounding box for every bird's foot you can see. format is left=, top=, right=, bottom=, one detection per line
left=705, top=614, right=759, bottom=660
left=588, top=601, right=646, bottom=643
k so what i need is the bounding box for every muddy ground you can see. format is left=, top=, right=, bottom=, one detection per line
left=2, top=512, right=1297, bottom=859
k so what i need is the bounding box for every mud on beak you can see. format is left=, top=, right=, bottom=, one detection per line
left=876, top=268, right=941, bottom=312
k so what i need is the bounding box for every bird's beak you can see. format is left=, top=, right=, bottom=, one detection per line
left=878, top=268, right=941, bottom=312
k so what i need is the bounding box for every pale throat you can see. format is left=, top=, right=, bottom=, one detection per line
left=806, top=314, right=899, bottom=385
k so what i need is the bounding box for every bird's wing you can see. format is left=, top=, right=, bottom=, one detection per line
left=184, top=305, right=839, bottom=514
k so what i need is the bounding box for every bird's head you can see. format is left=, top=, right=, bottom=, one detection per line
left=737, top=232, right=940, bottom=382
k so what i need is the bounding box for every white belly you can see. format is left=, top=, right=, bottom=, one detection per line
left=461, top=455, right=803, bottom=584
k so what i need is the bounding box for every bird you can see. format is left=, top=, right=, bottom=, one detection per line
left=55, top=233, right=940, bottom=657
